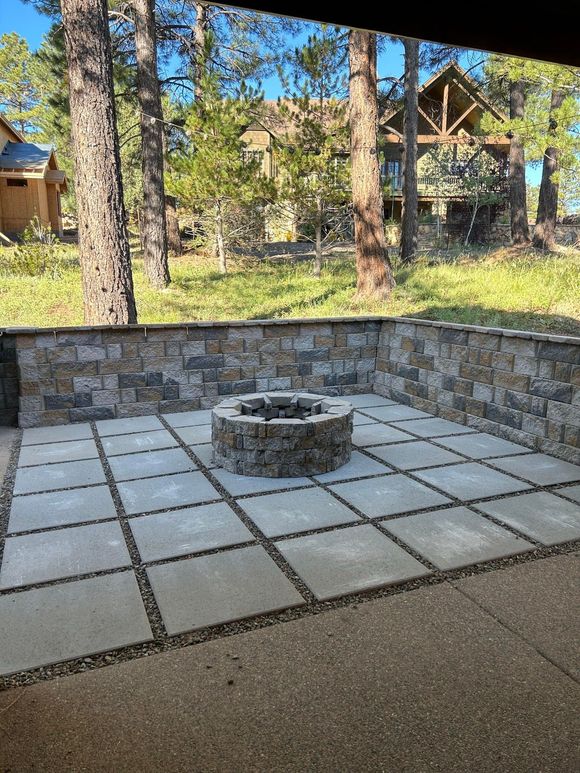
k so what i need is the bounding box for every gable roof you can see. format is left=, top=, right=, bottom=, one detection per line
left=382, top=61, right=507, bottom=126
left=0, top=114, right=25, bottom=143
left=0, top=141, right=55, bottom=171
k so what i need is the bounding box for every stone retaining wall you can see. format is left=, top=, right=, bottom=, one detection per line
left=0, top=333, right=18, bottom=426
left=8, top=319, right=380, bottom=428
left=2, top=316, right=578, bottom=465
left=374, top=319, right=580, bottom=464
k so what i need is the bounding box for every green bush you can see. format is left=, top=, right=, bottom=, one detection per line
left=4, top=218, right=67, bottom=278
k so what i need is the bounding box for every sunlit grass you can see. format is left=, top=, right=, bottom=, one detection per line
left=1, top=245, right=579, bottom=336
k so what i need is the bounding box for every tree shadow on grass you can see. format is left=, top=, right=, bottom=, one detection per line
left=407, top=304, right=580, bottom=337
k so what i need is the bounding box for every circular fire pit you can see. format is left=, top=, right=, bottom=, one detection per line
left=211, top=392, right=353, bottom=477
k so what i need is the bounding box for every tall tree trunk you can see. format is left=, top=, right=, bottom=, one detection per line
left=215, top=201, right=227, bottom=274
left=314, top=202, right=322, bottom=279
left=533, top=89, right=565, bottom=251
left=133, top=0, right=170, bottom=288
left=400, top=37, right=419, bottom=263
left=193, top=2, right=208, bottom=101
left=165, top=195, right=182, bottom=254
left=61, top=0, right=137, bottom=324
left=348, top=29, right=395, bottom=299
left=508, top=79, right=530, bottom=245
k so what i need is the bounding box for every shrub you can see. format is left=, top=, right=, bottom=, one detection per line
left=4, top=218, right=67, bottom=278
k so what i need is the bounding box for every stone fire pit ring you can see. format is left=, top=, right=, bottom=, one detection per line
left=211, top=392, right=354, bottom=478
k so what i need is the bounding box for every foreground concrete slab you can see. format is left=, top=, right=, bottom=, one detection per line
left=455, top=554, right=579, bottom=680
left=436, top=432, right=534, bottom=459
left=96, top=415, right=164, bottom=437
left=490, top=453, right=580, bottom=486
left=8, top=485, right=117, bottom=533
left=313, top=450, right=391, bottom=483
left=329, top=474, right=451, bottom=517
left=276, top=524, right=430, bottom=600
left=384, top=507, right=533, bottom=570
left=163, top=409, right=212, bottom=427
left=558, top=484, right=580, bottom=504
left=21, top=423, right=92, bottom=446
left=130, top=503, right=254, bottom=562
left=108, top=447, right=196, bottom=482
left=476, top=491, right=580, bottom=545
left=147, top=545, right=304, bottom=635
left=415, top=462, right=531, bottom=501
left=189, top=443, right=217, bottom=469
left=117, top=471, right=221, bottom=515
left=351, top=412, right=378, bottom=426
left=391, top=417, right=477, bottom=438
left=13, top=458, right=106, bottom=495
left=174, top=425, right=212, bottom=445
left=238, top=487, right=360, bottom=538
left=0, top=521, right=131, bottom=589
left=101, top=430, right=178, bottom=456
left=0, top=572, right=153, bottom=676
left=351, top=423, right=414, bottom=447
left=211, top=467, right=313, bottom=497
left=18, top=439, right=99, bottom=467
left=2, top=581, right=577, bottom=772
left=368, top=440, right=463, bottom=470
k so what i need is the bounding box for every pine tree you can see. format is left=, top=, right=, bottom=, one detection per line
left=400, top=37, right=419, bottom=262
left=60, top=0, right=137, bottom=324
left=167, top=75, right=274, bottom=274
left=275, top=27, right=350, bottom=277
left=348, top=29, right=395, bottom=299
left=0, top=33, right=43, bottom=135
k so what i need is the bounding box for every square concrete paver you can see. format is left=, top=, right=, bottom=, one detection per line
left=147, top=545, right=304, bottom=635
left=0, top=522, right=131, bottom=589
left=476, top=492, right=580, bottom=546
left=18, top=439, right=99, bottom=467
left=489, top=454, right=580, bottom=486
left=0, top=572, right=153, bottom=676
left=117, top=471, right=221, bottom=515
left=211, top=467, right=313, bottom=497
left=391, top=417, right=476, bottom=438
left=238, top=487, right=360, bottom=538
left=101, top=430, right=178, bottom=457
left=130, top=502, right=254, bottom=562
left=163, top=410, right=212, bottom=427
left=368, top=441, right=464, bottom=470
left=189, top=444, right=217, bottom=469
left=108, top=448, right=196, bottom=482
left=13, top=458, right=106, bottom=495
left=436, top=432, right=533, bottom=459
left=558, top=484, right=580, bottom=504
left=362, top=405, right=432, bottom=422
left=384, top=507, right=533, bottom=570
left=343, top=394, right=396, bottom=408
left=352, top=423, right=413, bottom=447
left=352, top=413, right=379, bottom=426
left=329, top=474, right=451, bottom=518
left=276, top=524, right=430, bottom=601
left=96, top=415, right=164, bottom=437
left=174, top=425, right=212, bottom=445
left=21, top=423, right=93, bottom=446
left=415, top=462, right=531, bottom=501
left=8, top=485, right=116, bottom=533
left=314, top=450, right=391, bottom=483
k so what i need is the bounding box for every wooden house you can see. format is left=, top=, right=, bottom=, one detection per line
left=0, top=114, right=67, bottom=240
left=240, top=63, right=511, bottom=241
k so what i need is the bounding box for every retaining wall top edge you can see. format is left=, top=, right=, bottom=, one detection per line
left=1, top=315, right=579, bottom=345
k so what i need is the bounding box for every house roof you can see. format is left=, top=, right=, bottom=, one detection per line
left=0, top=141, right=55, bottom=170
left=382, top=61, right=507, bottom=126
left=0, top=114, right=25, bottom=143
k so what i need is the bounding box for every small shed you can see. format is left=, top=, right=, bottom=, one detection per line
left=0, top=114, right=67, bottom=239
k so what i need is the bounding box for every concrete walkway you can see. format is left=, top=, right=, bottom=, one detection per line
left=0, top=554, right=578, bottom=772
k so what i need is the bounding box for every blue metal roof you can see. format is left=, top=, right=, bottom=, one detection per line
left=0, top=141, right=54, bottom=170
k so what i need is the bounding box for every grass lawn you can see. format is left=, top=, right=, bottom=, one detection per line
left=1, top=245, right=579, bottom=336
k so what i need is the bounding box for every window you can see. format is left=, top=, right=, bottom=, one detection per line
left=7, top=179, right=28, bottom=187
left=241, top=149, right=264, bottom=165
left=384, top=160, right=401, bottom=178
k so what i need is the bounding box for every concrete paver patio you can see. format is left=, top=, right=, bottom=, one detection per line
left=1, top=393, right=579, bottom=681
